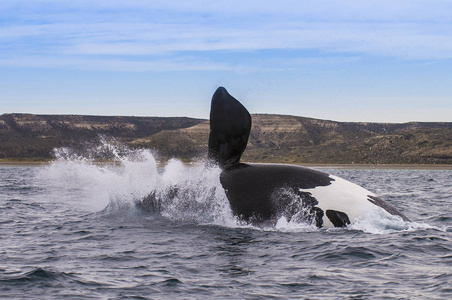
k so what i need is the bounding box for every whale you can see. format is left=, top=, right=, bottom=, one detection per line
left=140, top=87, right=409, bottom=228
left=206, top=87, right=409, bottom=228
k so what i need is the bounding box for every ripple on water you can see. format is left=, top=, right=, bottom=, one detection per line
left=1, top=161, right=452, bottom=299
left=0, top=267, right=102, bottom=287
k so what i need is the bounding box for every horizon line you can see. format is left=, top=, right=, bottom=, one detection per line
left=2, top=111, right=451, bottom=125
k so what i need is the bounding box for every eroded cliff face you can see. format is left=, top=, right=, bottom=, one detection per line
left=1, top=113, right=451, bottom=164
left=243, top=115, right=452, bottom=164
left=0, top=114, right=205, bottom=161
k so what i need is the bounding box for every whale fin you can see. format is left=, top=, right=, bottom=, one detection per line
left=208, top=87, right=251, bottom=169
left=326, top=209, right=351, bottom=227
left=367, top=195, right=410, bottom=221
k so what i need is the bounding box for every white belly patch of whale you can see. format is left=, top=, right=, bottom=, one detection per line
left=299, top=175, right=396, bottom=228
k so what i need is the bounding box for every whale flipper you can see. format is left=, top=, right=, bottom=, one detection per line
left=326, top=210, right=351, bottom=227
left=208, top=87, right=251, bottom=169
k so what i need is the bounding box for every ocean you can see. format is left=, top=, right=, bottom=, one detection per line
left=1, top=147, right=451, bottom=299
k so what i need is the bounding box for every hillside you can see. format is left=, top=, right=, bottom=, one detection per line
left=0, top=113, right=451, bottom=164
left=245, top=115, right=452, bottom=164
left=0, top=114, right=205, bottom=161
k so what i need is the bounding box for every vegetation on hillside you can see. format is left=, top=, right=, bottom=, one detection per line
left=1, top=113, right=451, bottom=164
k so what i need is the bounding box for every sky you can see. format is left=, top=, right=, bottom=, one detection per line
left=1, top=0, right=451, bottom=122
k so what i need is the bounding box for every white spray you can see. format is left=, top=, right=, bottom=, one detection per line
left=37, top=138, right=423, bottom=233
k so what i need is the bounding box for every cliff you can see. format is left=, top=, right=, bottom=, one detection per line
left=1, top=113, right=451, bottom=164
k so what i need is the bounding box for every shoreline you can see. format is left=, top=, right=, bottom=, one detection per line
left=300, top=163, right=452, bottom=170
left=0, top=161, right=51, bottom=167
left=1, top=160, right=451, bottom=170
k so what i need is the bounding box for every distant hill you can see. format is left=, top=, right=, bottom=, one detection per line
left=1, top=113, right=451, bottom=164
left=0, top=114, right=205, bottom=161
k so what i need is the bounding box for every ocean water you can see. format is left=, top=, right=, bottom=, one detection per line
left=1, top=147, right=451, bottom=299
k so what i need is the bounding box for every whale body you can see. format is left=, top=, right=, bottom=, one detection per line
left=207, top=87, right=409, bottom=228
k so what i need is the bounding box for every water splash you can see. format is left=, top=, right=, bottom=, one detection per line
left=39, top=138, right=237, bottom=227
left=141, top=158, right=237, bottom=226
left=345, top=208, right=443, bottom=234
left=36, top=137, right=432, bottom=234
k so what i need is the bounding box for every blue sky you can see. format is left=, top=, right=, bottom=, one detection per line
left=1, top=0, right=451, bottom=122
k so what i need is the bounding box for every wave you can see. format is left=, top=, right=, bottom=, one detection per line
left=0, top=267, right=106, bottom=292
left=0, top=267, right=72, bottom=283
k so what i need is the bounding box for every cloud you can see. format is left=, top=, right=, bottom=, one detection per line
left=1, top=0, right=452, bottom=71
left=3, top=0, right=449, bottom=23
